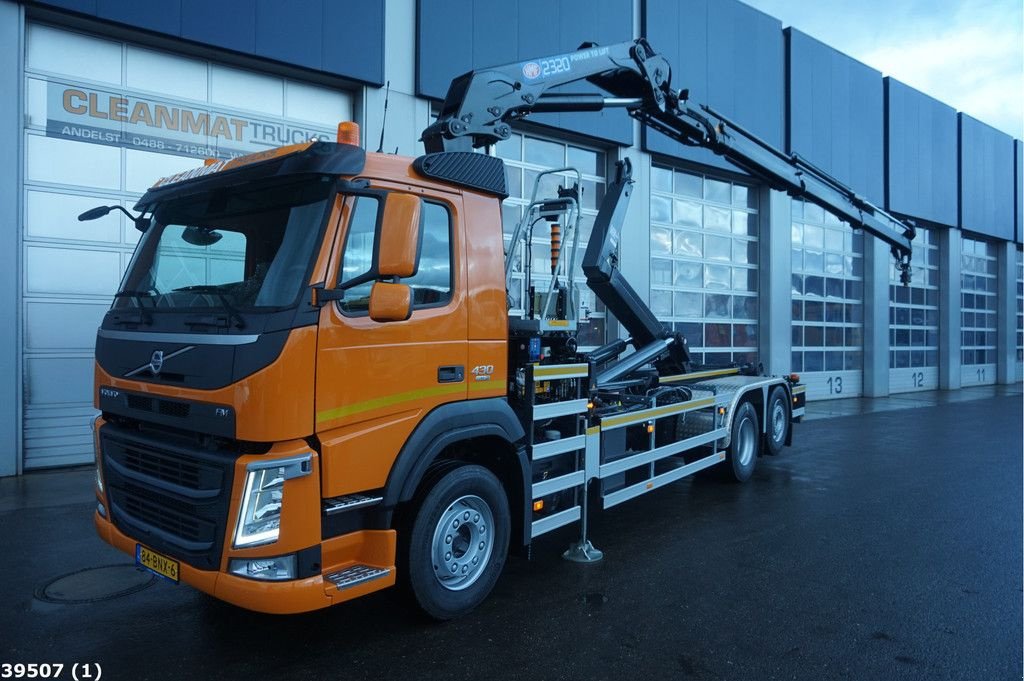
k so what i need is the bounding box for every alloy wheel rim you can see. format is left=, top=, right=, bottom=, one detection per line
left=430, top=494, right=494, bottom=591
left=737, top=416, right=756, bottom=467
left=771, top=402, right=786, bottom=441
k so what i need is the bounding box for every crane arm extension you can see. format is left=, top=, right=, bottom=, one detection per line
left=636, top=100, right=916, bottom=282
left=421, top=40, right=672, bottom=153
left=421, top=38, right=915, bottom=282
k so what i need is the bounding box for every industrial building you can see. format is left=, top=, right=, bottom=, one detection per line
left=0, top=0, right=1020, bottom=476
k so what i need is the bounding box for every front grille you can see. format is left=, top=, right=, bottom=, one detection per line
left=126, top=394, right=151, bottom=411
left=121, top=492, right=204, bottom=543
left=125, top=394, right=191, bottom=419
left=159, top=400, right=191, bottom=418
left=121, top=445, right=208, bottom=491
left=100, top=424, right=238, bottom=571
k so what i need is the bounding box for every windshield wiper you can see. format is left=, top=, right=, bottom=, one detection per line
left=112, top=290, right=156, bottom=325
left=172, top=285, right=247, bottom=329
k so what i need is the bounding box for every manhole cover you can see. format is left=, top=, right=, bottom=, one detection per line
left=34, top=564, right=157, bottom=604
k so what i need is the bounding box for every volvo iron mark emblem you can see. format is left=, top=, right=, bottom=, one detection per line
left=125, top=346, right=195, bottom=377
left=149, top=350, right=164, bottom=375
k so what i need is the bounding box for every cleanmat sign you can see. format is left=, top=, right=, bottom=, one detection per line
left=45, top=81, right=332, bottom=160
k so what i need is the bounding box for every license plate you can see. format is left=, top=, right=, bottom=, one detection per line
left=136, top=544, right=179, bottom=582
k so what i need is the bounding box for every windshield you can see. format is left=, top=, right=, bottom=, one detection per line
left=117, top=176, right=334, bottom=312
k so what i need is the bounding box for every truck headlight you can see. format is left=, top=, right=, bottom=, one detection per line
left=91, top=415, right=104, bottom=494
left=228, top=555, right=297, bottom=581
left=233, top=454, right=312, bottom=548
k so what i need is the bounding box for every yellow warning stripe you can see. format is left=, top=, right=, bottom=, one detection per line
left=533, top=363, right=589, bottom=379
left=316, top=381, right=498, bottom=424
left=659, top=367, right=741, bottom=383
left=600, top=397, right=715, bottom=429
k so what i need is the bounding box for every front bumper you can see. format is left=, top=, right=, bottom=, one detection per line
left=93, top=417, right=396, bottom=614
left=95, top=510, right=396, bottom=614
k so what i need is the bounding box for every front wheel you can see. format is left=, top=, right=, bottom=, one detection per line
left=724, top=401, right=759, bottom=482
left=403, top=464, right=510, bottom=620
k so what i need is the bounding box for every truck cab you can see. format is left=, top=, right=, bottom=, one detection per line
left=92, top=136, right=524, bottom=616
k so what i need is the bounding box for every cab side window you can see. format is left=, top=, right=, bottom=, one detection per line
left=336, top=195, right=452, bottom=315
left=404, top=201, right=452, bottom=307
left=337, top=196, right=380, bottom=314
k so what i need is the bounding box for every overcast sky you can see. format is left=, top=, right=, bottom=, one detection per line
left=742, top=0, right=1023, bottom=139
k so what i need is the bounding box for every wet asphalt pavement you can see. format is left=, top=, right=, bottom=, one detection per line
left=1, top=391, right=1021, bottom=681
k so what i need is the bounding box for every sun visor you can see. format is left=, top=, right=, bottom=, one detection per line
left=134, top=142, right=366, bottom=211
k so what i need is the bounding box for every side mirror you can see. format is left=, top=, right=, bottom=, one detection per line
left=78, top=204, right=149, bottom=232
left=78, top=205, right=113, bottom=221
left=310, top=284, right=344, bottom=307
left=377, top=193, right=421, bottom=278
left=369, top=282, right=412, bottom=322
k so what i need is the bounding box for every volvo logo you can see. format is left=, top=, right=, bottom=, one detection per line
left=149, top=350, right=164, bottom=375
left=125, top=345, right=195, bottom=378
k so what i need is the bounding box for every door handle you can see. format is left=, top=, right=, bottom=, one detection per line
left=437, top=365, right=464, bottom=383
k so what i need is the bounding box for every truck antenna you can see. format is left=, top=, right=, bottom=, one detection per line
left=375, top=80, right=390, bottom=154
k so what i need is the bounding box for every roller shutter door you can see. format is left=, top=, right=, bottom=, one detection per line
left=22, top=23, right=352, bottom=468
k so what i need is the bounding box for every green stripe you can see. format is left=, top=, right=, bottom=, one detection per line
left=317, top=380, right=501, bottom=424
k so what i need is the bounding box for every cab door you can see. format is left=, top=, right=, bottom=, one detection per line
left=315, top=187, right=468, bottom=497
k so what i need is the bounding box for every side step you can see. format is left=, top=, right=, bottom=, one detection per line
left=323, top=494, right=383, bottom=515
left=325, top=564, right=391, bottom=590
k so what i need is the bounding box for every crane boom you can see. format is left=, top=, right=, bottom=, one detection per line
left=421, top=38, right=915, bottom=281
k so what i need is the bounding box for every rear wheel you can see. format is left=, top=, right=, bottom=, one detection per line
left=764, top=386, right=790, bottom=456
left=724, top=401, right=759, bottom=482
left=403, top=464, right=510, bottom=620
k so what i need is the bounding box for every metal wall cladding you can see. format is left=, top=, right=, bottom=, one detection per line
left=34, top=0, right=385, bottom=85
left=787, top=29, right=883, bottom=206
left=885, top=77, right=958, bottom=227
left=641, top=0, right=784, bottom=175
left=1016, top=139, right=1023, bottom=243
left=959, top=113, right=1015, bottom=240
left=417, top=0, right=634, bottom=146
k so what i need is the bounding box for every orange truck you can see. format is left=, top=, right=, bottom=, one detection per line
left=85, top=39, right=914, bottom=619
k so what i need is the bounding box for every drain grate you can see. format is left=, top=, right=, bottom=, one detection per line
left=34, top=564, right=157, bottom=604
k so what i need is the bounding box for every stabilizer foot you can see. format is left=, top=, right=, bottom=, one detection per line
left=562, top=540, right=603, bottom=563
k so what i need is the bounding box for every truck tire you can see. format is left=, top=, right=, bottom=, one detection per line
left=764, top=386, right=790, bottom=456
left=404, top=464, right=510, bottom=620
left=724, top=401, right=759, bottom=482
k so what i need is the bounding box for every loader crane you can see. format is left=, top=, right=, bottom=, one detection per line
left=422, top=38, right=915, bottom=388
